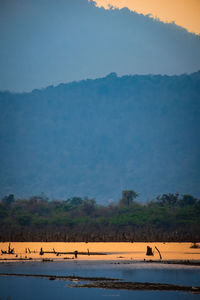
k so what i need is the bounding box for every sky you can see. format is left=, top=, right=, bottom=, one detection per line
left=0, top=0, right=200, bottom=92
left=93, top=0, right=200, bottom=35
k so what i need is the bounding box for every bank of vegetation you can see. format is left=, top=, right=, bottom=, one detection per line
left=0, top=191, right=199, bottom=242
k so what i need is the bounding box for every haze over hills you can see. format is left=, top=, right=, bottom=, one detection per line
left=0, top=72, right=199, bottom=203
left=0, top=0, right=200, bottom=92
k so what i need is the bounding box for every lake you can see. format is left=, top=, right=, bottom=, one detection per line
left=0, top=242, right=200, bottom=299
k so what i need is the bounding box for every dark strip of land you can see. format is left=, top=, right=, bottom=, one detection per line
left=71, top=281, right=200, bottom=293
left=143, top=260, right=200, bottom=266
left=0, top=273, right=118, bottom=281
left=111, top=260, right=200, bottom=266
left=0, top=273, right=199, bottom=293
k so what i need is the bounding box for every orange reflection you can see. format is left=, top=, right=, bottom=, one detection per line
left=92, top=0, right=200, bottom=35
left=0, top=242, right=200, bottom=261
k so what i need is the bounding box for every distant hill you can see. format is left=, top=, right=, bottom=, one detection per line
left=0, top=72, right=200, bottom=202
left=1, top=0, right=200, bottom=92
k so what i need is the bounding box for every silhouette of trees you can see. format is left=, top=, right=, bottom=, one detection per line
left=119, top=190, right=139, bottom=206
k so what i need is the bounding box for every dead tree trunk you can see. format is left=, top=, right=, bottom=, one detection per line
left=146, top=246, right=153, bottom=256
left=155, top=246, right=162, bottom=260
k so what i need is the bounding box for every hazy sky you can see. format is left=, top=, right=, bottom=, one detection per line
left=0, top=0, right=200, bottom=92
left=93, top=0, right=200, bottom=35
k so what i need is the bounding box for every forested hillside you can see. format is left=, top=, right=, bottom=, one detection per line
left=0, top=72, right=200, bottom=202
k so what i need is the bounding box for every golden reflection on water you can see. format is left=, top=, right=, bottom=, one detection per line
left=0, top=242, right=200, bottom=261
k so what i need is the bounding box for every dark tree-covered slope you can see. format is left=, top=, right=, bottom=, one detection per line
left=0, top=72, right=200, bottom=202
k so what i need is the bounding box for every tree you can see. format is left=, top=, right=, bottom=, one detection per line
left=82, top=198, right=96, bottom=214
left=156, top=193, right=179, bottom=206
left=119, top=190, right=139, bottom=206
left=66, top=197, right=83, bottom=206
left=17, top=215, right=31, bottom=226
left=1, top=194, right=15, bottom=206
left=179, top=194, right=197, bottom=206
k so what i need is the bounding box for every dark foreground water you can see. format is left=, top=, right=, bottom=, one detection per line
left=0, top=261, right=200, bottom=300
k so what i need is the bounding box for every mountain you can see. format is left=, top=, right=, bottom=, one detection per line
left=0, top=0, right=200, bottom=92
left=0, top=72, right=200, bottom=202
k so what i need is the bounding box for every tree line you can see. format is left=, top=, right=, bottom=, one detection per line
left=0, top=191, right=199, bottom=242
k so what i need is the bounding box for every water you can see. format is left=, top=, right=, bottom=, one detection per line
left=0, top=261, right=200, bottom=300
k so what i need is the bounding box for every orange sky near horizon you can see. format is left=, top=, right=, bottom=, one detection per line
left=92, top=0, right=200, bottom=35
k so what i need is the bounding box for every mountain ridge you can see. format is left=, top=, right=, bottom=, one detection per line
left=0, top=72, right=199, bottom=203
left=2, top=70, right=200, bottom=94
left=1, top=0, right=200, bottom=92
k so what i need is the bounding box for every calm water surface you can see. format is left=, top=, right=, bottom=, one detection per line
left=0, top=261, right=200, bottom=300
